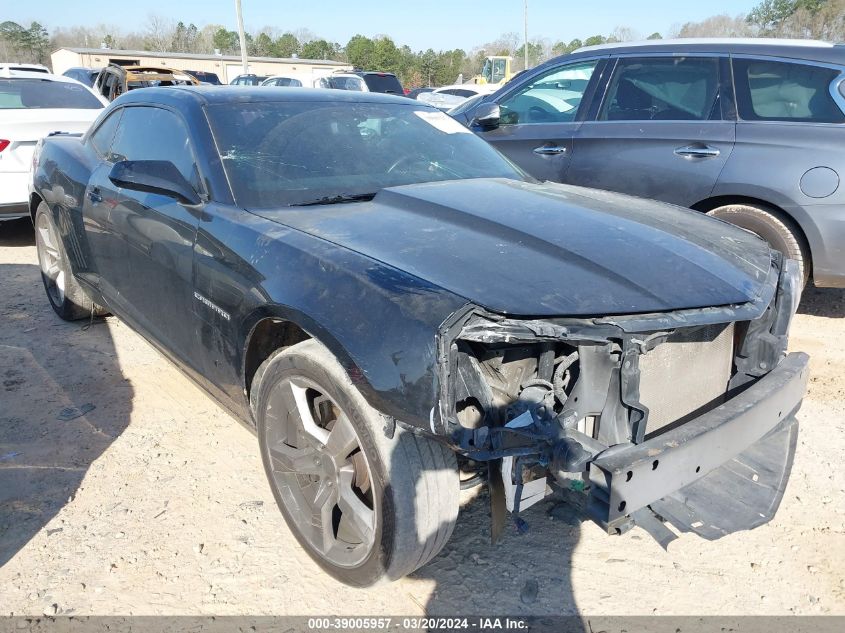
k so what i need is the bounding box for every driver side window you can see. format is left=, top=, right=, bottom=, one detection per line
left=108, top=107, right=201, bottom=191
left=498, top=60, right=598, bottom=125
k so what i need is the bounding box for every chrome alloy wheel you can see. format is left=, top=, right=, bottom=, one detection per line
left=35, top=211, right=66, bottom=307
left=263, top=376, right=376, bottom=567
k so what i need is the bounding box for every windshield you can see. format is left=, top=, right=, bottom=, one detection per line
left=482, top=59, right=492, bottom=83
left=0, top=79, right=102, bottom=109
left=208, top=101, right=525, bottom=208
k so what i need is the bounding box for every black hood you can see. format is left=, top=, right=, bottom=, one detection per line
left=251, top=179, right=773, bottom=317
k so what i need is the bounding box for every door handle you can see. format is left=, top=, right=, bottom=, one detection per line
left=87, top=188, right=102, bottom=204
left=533, top=145, right=568, bottom=156
left=674, top=145, right=721, bottom=159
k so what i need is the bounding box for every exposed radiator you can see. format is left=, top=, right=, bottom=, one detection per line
left=638, top=323, right=734, bottom=437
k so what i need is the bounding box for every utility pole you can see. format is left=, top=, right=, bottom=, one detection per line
left=523, top=0, right=529, bottom=71
left=235, top=0, right=248, bottom=75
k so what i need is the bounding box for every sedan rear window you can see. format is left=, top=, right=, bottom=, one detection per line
left=207, top=101, right=525, bottom=208
left=0, top=79, right=103, bottom=109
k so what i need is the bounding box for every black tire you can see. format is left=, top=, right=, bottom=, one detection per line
left=252, top=339, right=459, bottom=586
left=34, top=202, right=103, bottom=321
left=706, top=203, right=809, bottom=286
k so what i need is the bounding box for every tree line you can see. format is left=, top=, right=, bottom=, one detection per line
left=2, top=0, right=843, bottom=87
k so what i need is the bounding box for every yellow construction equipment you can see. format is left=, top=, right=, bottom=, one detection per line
left=471, top=56, right=514, bottom=85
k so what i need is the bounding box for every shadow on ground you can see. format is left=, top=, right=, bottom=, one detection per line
left=0, top=218, right=35, bottom=248
left=415, top=485, right=585, bottom=618
left=799, top=285, right=845, bottom=318
left=0, top=259, right=132, bottom=568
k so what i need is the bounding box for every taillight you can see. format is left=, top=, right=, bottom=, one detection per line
left=0, top=139, right=9, bottom=152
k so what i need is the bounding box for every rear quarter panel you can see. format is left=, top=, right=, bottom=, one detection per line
left=713, top=121, right=845, bottom=286
left=32, top=134, right=101, bottom=284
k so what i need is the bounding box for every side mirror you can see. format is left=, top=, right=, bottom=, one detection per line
left=470, top=102, right=501, bottom=129
left=108, top=160, right=201, bottom=206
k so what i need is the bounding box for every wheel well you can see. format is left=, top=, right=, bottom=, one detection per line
left=244, top=318, right=311, bottom=396
left=690, top=195, right=813, bottom=273
left=29, top=192, right=43, bottom=223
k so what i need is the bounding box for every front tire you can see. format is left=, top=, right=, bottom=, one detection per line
left=34, top=202, right=101, bottom=321
left=252, top=339, right=459, bottom=586
left=706, top=203, right=809, bottom=286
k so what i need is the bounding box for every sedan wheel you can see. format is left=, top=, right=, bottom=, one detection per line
left=706, top=203, right=809, bottom=287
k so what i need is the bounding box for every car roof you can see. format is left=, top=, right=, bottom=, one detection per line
left=0, top=69, right=82, bottom=83
left=0, top=62, right=49, bottom=71
left=116, top=85, right=424, bottom=108
left=570, top=38, right=845, bottom=64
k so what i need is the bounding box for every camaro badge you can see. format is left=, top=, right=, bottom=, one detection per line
left=194, top=291, right=231, bottom=321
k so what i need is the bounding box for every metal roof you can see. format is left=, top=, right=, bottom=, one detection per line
left=54, top=47, right=346, bottom=67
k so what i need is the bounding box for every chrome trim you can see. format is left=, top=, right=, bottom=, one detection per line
left=533, top=145, right=568, bottom=155
left=674, top=145, right=721, bottom=158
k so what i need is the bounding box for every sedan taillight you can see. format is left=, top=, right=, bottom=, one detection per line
left=0, top=139, right=9, bottom=152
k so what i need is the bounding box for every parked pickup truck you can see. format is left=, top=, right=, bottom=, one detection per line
left=30, top=86, right=809, bottom=586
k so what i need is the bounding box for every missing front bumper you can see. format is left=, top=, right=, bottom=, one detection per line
left=587, top=352, right=809, bottom=535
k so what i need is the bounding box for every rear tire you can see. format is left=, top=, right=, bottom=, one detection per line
left=706, top=203, right=809, bottom=286
left=252, top=339, right=459, bottom=586
left=34, top=202, right=104, bottom=321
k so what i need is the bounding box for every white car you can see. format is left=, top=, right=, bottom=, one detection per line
left=260, top=75, right=304, bottom=87
left=0, top=62, right=50, bottom=74
left=417, top=84, right=498, bottom=111
left=312, top=72, right=404, bottom=94
left=0, top=70, right=106, bottom=221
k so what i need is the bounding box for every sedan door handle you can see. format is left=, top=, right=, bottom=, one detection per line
left=674, top=145, right=721, bottom=159
left=533, top=145, right=568, bottom=156
left=87, top=188, right=102, bottom=204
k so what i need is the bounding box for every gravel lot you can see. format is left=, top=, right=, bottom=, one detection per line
left=1, top=217, right=843, bottom=616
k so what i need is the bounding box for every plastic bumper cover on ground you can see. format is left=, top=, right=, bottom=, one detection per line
left=587, top=352, right=810, bottom=537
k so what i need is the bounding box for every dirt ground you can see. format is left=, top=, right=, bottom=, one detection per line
left=0, top=217, right=843, bottom=617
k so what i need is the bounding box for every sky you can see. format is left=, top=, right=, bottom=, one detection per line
left=3, top=0, right=762, bottom=51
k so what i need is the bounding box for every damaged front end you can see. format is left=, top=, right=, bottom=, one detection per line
left=434, top=254, right=809, bottom=543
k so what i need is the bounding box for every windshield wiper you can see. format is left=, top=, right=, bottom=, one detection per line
left=290, top=193, right=377, bottom=207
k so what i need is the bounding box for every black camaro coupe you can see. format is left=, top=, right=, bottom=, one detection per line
left=30, top=87, right=808, bottom=586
